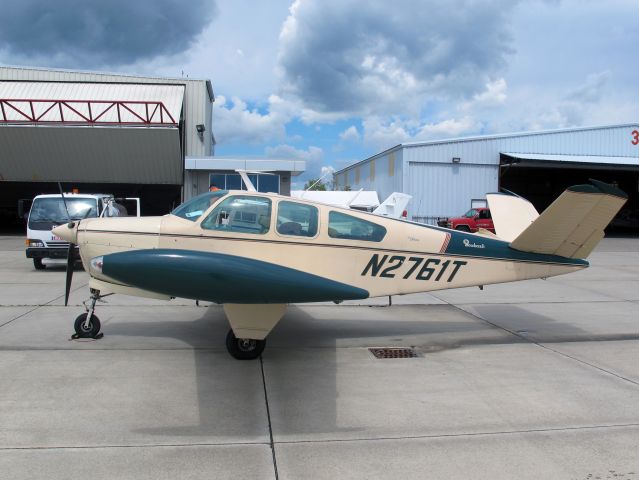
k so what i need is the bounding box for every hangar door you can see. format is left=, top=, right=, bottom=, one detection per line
left=500, top=153, right=639, bottom=230
left=0, top=81, right=186, bottom=223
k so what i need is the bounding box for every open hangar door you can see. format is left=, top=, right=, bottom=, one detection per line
left=2, top=182, right=181, bottom=232
left=499, top=153, right=639, bottom=232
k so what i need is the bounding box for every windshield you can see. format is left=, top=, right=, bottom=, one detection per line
left=463, top=209, right=478, bottom=218
left=171, top=191, right=228, bottom=221
left=28, top=197, right=98, bottom=230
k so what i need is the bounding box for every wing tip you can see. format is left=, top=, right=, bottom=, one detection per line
left=567, top=179, right=628, bottom=199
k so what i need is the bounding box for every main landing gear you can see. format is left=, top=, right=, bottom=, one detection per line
left=222, top=303, right=286, bottom=360
left=72, top=289, right=108, bottom=340
left=226, top=329, right=266, bottom=360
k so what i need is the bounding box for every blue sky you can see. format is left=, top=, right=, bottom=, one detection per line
left=1, top=0, right=637, bottom=188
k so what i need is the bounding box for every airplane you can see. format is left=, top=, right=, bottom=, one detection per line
left=52, top=178, right=627, bottom=360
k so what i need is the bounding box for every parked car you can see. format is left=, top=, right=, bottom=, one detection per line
left=438, top=207, right=495, bottom=233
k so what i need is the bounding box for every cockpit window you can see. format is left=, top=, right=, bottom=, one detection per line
left=171, top=191, right=228, bottom=221
left=328, top=211, right=386, bottom=242
left=201, top=195, right=272, bottom=234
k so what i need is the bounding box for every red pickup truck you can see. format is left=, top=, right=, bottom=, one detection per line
left=439, top=207, right=495, bottom=233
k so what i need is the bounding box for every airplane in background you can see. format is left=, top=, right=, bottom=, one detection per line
left=52, top=179, right=627, bottom=360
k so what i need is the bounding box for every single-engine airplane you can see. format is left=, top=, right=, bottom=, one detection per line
left=53, top=179, right=627, bottom=359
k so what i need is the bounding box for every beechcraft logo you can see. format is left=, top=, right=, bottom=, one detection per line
left=463, top=239, right=485, bottom=249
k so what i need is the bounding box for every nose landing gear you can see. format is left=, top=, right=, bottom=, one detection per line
left=71, top=289, right=110, bottom=340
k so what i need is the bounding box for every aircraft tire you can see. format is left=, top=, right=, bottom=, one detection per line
left=226, top=329, right=265, bottom=360
left=33, top=258, right=46, bottom=270
left=74, top=313, right=101, bottom=338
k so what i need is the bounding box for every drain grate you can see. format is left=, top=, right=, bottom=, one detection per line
left=369, top=347, right=420, bottom=359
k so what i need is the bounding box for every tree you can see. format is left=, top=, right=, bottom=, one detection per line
left=303, top=178, right=327, bottom=191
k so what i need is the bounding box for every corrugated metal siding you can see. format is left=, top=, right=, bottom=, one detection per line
left=402, top=124, right=639, bottom=165
left=407, top=163, right=498, bottom=224
left=0, top=66, right=212, bottom=157
left=0, top=126, right=182, bottom=184
left=337, top=150, right=403, bottom=202
left=336, top=124, right=638, bottom=224
left=0, top=81, right=184, bottom=123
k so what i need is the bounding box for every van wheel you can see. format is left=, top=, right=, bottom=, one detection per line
left=455, top=225, right=471, bottom=232
left=33, top=258, right=45, bottom=270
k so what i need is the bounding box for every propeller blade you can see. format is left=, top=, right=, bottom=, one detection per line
left=64, top=242, right=76, bottom=306
left=57, top=182, right=72, bottom=221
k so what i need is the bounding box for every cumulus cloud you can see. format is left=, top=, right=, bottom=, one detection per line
left=362, top=115, right=480, bottom=150
left=265, top=144, right=328, bottom=183
left=213, top=94, right=293, bottom=145
left=0, top=0, right=217, bottom=68
left=361, top=117, right=413, bottom=150
left=537, top=71, right=612, bottom=128
left=462, top=78, right=508, bottom=111
left=278, top=0, right=519, bottom=117
left=266, top=144, right=323, bottom=162
left=339, top=125, right=360, bottom=142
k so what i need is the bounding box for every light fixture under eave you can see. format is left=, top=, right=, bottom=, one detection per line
left=452, top=157, right=461, bottom=163
left=196, top=124, right=206, bottom=134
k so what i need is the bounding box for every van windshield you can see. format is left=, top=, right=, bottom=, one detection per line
left=28, top=197, right=98, bottom=230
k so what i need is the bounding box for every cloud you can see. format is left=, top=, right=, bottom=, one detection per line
left=339, top=125, right=360, bottom=142
left=361, top=117, right=412, bottom=150
left=537, top=71, right=612, bottom=128
left=278, top=0, right=520, bottom=117
left=0, top=0, right=217, bottom=68
left=415, top=116, right=480, bottom=139
left=462, top=78, right=508, bottom=110
left=213, top=94, right=293, bottom=145
left=265, top=144, right=327, bottom=183
left=266, top=144, right=323, bottom=162
left=362, top=115, right=480, bottom=150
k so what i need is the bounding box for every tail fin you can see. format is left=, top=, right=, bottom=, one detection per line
left=509, top=179, right=627, bottom=259
left=486, top=191, right=539, bottom=242
left=373, top=192, right=412, bottom=218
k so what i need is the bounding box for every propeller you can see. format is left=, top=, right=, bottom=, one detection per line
left=58, top=183, right=76, bottom=306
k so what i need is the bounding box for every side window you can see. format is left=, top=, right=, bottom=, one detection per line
left=201, top=196, right=271, bottom=234
left=328, top=211, right=386, bottom=242
left=277, top=201, right=318, bottom=237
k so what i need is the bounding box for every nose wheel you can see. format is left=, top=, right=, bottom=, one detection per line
left=74, top=312, right=101, bottom=338
left=225, top=329, right=265, bottom=360
left=71, top=289, right=108, bottom=340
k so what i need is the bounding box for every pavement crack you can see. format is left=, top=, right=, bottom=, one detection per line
left=446, top=302, right=639, bottom=388
left=260, top=356, right=279, bottom=480
left=0, top=282, right=87, bottom=329
left=274, top=422, right=639, bottom=445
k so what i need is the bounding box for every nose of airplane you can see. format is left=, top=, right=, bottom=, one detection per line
left=52, top=221, right=79, bottom=244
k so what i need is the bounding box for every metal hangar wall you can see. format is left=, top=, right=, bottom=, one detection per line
left=0, top=65, right=214, bottom=221
left=335, top=124, right=639, bottom=226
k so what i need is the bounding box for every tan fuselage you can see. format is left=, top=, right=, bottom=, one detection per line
left=63, top=191, right=585, bottom=300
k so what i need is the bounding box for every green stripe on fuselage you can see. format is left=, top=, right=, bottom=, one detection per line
left=102, top=249, right=370, bottom=304
left=401, top=221, right=588, bottom=266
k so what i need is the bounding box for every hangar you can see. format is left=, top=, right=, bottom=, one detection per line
left=0, top=66, right=306, bottom=225
left=334, top=124, right=639, bottom=227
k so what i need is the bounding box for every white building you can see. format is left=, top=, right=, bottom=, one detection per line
left=334, top=124, right=639, bottom=225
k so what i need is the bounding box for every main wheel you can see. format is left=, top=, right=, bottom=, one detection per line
left=225, top=329, right=265, bottom=360
left=33, top=258, right=45, bottom=270
left=74, top=313, right=101, bottom=338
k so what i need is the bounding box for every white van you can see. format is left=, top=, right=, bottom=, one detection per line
left=24, top=193, right=140, bottom=270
